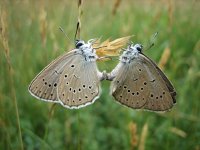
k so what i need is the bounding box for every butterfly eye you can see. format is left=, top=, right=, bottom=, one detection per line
left=136, top=46, right=142, bottom=52
left=75, top=40, right=85, bottom=48
left=134, top=44, right=143, bottom=52
left=76, top=42, right=84, bottom=48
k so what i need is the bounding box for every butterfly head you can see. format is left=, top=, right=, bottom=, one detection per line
left=129, top=43, right=143, bottom=53
left=75, top=39, right=96, bottom=49
left=75, top=39, right=97, bottom=61
left=75, top=39, right=85, bottom=49
left=120, top=43, right=143, bottom=63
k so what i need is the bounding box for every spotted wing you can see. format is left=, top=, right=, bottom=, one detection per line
left=57, top=54, right=101, bottom=109
left=111, top=54, right=176, bottom=111
left=143, top=54, right=176, bottom=103
left=28, top=50, right=76, bottom=102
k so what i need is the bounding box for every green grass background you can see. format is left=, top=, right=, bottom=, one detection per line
left=0, top=0, right=200, bottom=150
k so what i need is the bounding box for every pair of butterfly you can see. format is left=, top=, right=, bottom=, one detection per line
left=28, top=39, right=176, bottom=111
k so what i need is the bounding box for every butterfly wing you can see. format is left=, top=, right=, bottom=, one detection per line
left=57, top=54, right=101, bottom=109
left=28, top=50, right=76, bottom=102
left=143, top=54, right=176, bottom=103
left=111, top=54, right=176, bottom=111
left=140, top=54, right=176, bottom=111
left=111, top=61, right=149, bottom=109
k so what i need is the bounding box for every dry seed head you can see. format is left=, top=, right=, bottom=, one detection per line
left=95, top=36, right=133, bottom=58
left=158, top=47, right=171, bottom=70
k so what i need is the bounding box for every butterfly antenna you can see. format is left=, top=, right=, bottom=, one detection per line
left=59, top=27, right=73, bottom=45
left=146, top=32, right=158, bottom=51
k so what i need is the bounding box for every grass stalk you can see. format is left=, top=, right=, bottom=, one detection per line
left=0, top=9, right=24, bottom=150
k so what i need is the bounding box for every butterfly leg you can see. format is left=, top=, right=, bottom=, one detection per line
left=97, top=70, right=107, bottom=81
left=106, top=72, right=115, bottom=81
left=106, top=63, right=122, bottom=81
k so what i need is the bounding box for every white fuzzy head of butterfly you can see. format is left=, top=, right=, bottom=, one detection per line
left=120, top=44, right=143, bottom=63
left=75, top=40, right=98, bottom=62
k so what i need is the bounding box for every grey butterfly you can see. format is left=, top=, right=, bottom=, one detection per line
left=106, top=43, right=176, bottom=111
left=28, top=39, right=106, bottom=109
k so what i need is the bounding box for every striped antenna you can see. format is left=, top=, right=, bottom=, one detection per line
left=146, top=32, right=158, bottom=51
left=59, top=26, right=73, bottom=43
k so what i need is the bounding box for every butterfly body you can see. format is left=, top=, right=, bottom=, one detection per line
left=75, top=40, right=98, bottom=62
left=107, top=44, right=176, bottom=111
left=119, top=44, right=142, bottom=63
left=29, top=40, right=106, bottom=109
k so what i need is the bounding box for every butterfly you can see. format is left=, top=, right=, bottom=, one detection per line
left=28, top=39, right=106, bottom=109
left=106, top=43, right=176, bottom=111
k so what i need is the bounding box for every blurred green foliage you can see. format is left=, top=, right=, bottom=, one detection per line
left=0, top=0, right=200, bottom=150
